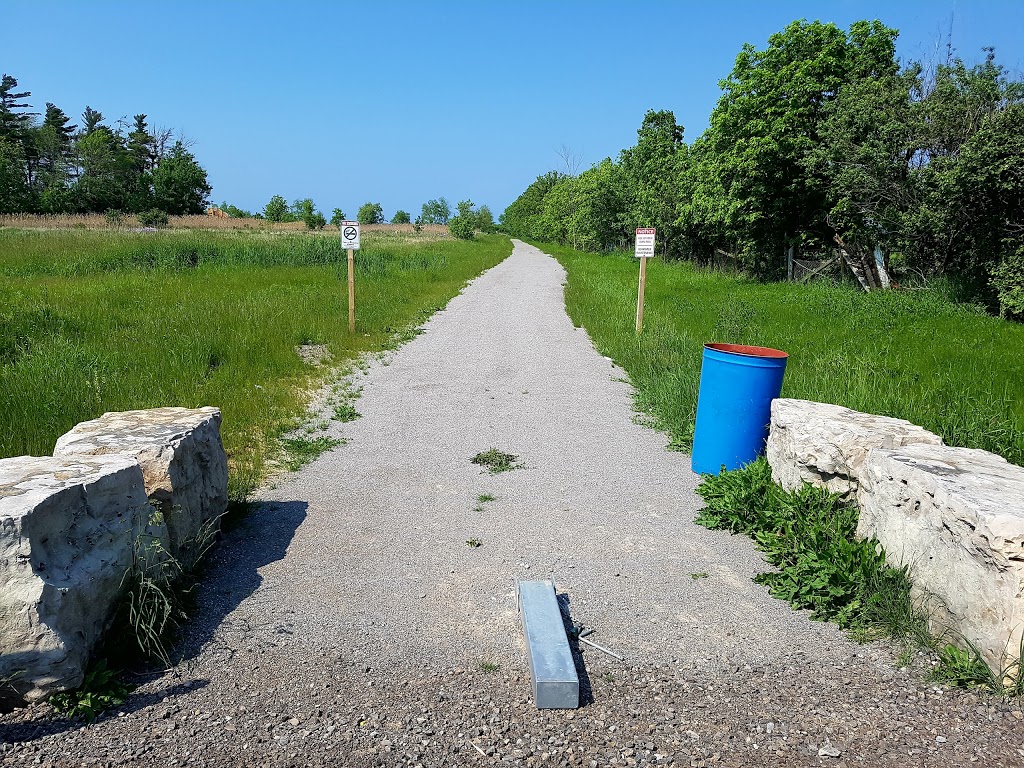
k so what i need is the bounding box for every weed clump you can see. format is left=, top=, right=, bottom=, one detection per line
left=695, top=458, right=1024, bottom=695
left=471, top=449, right=523, bottom=474
left=696, top=458, right=926, bottom=637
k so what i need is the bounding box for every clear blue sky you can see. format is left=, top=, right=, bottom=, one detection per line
left=6, top=1, right=1023, bottom=219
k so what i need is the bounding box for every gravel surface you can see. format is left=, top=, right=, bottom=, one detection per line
left=2, top=239, right=1022, bottom=766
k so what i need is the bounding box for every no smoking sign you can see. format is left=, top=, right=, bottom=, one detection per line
left=341, top=221, right=360, bottom=250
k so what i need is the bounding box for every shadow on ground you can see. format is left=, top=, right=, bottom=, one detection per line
left=557, top=592, right=595, bottom=707
left=0, top=500, right=307, bottom=744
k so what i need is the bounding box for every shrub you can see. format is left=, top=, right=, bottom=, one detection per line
left=991, top=245, right=1024, bottom=320
left=138, top=209, right=169, bottom=228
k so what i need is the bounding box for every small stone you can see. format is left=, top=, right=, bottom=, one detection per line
left=936, top=736, right=947, bottom=744
left=818, top=744, right=842, bottom=758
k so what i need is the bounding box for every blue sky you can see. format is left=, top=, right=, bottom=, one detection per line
left=6, top=1, right=1023, bottom=219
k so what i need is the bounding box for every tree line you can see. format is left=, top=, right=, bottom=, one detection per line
left=500, top=19, right=1024, bottom=318
left=217, top=195, right=497, bottom=238
left=0, top=74, right=211, bottom=216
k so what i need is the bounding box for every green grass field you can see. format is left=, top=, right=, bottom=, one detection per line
left=544, top=244, right=1024, bottom=466
left=0, top=229, right=511, bottom=499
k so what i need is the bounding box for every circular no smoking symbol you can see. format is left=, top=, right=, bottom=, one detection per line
left=343, top=226, right=357, bottom=241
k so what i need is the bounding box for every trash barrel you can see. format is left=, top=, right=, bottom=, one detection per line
left=691, top=343, right=788, bottom=475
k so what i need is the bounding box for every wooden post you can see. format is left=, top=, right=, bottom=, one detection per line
left=347, top=248, right=355, bottom=334
left=635, top=256, right=648, bottom=334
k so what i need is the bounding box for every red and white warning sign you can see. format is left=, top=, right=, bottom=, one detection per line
left=635, top=228, right=656, bottom=258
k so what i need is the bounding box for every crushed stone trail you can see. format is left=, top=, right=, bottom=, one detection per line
left=2, top=240, right=1021, bottom=767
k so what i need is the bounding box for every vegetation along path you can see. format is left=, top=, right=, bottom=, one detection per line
left=2, top=240, right=1022, bottom=767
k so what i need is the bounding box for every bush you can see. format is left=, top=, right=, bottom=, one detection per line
left=357, top=202, right=384, bottom=225
left=138, top=209, right=169, bottom=228
left=104, top=210, right=126, bottom=228
left=391, top=210, right=411, bottom=224
left=991, top=245, right=1024, bottom=320
left=448, top=199, right=478, bottom=240
left=304, top=211, right=326, bottom=230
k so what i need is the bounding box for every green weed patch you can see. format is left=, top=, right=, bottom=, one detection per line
left=697, top=460, right=1024, bottom=695
left=471, top=448, right=524, bottom=474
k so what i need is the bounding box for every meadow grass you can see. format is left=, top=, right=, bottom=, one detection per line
left=0, top=229, right=511, bottom=500
left=543, top=244, right=1024, bottom=465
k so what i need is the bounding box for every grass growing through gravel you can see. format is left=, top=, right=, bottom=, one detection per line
left=697, top=459, right=1024, bottom=695
left=543, top=243, right=1024, bottom=465
left=471, top=448, right=523, bottom=474
left=0, top=229, right=511, bottom=500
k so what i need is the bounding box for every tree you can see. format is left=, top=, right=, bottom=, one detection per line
left=151, top=141, right=211, bottom=214
left=0, top=138, right=31, bottom=213
left=219, top=201, right=255, bottom=218
left=476, top=205, right=496, bottom=233
left=420, top=197, right=450, bottom=224
left=447, top=199, right=477, bottom=239
left=500, top=171, right=564, bottom=239
left=391, top=209, right=411, bottom=224
left=0, top=74, right=35, bottom=142
left=620, top=110, right=687, bottom=256
left=291, top=198, right=326, bottom=229
left=263, top=195, right=290, bottom=221
left=691, top=19, right=900, bottom=276
left=329, top=208, right=346, bottom=227
left=357, top=202, right=384, bottom=224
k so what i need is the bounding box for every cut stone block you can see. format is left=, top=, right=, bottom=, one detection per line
left=54, top=407, right=228, bottom=564
left=766, top=398, right=942, bottom=500
left=858, top=443, right=1024, bottom=669
left=0, top=454, right=148, bottom=704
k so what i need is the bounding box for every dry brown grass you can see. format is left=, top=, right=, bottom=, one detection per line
left=0, top=213, right=452, bottom=241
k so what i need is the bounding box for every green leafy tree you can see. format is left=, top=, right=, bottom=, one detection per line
left=620, top=110, right=687, bottom=256
left=448, top=199, right=478, bottom=239
left=500, top=171, right=565, bottom=239
left=329, top=208, right=346, bottom=227
left=218, top=201, right=255, bottom=218
left=476, top=205, right=496, bottom=233
left=263, top=194, right=290, bottom=222
left=357, top=201, right=384, bottom=224
left=391, top=209, right=411, bottom=224
left=151, top=141, right=210, bottom=214
left=290, top=198, right=326, bottom=229
left=420, top=197, right=450, bottom=224
left=688, top=19, right=900, bottom=276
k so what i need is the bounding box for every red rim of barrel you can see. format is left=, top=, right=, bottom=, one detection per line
left=704, top=343, right=788, bottom=359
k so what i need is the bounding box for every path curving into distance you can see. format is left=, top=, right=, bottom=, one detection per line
left=2, top=240, right=1020, bottom=767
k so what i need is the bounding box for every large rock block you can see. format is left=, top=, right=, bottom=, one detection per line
left=766, top=398, right=942, bottom=499
left=54, top=407, right=228, bottom=564
left=858, top=444, right=1024, bottom=669
left=0, top=455, right=149, bottom=704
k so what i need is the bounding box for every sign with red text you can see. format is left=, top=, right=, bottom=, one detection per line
left=635, top=228, right=656, bottom=258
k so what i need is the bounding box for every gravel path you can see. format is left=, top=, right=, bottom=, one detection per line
left=2, top=240, right=1022, bottom=766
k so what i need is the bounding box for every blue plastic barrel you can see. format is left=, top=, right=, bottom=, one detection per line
left=691, top=343, right=788, bottom=475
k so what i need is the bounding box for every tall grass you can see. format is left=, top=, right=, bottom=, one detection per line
left=545, top=244, right=1024, bottom=465
left=1, top=230, right=511, bottom=499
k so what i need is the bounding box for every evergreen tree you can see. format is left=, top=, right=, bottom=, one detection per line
left=152, top=140, right=211, bottom=214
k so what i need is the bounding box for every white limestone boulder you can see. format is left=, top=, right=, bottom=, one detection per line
left=54, top=407, right=228, bottom=565
left=766, top=398, right=943, bottom=499
left=858, top=443, right=1024, bottom=670
left=0, top=454, right=149, bottom=704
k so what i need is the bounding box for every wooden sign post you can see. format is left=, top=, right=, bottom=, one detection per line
left=634, top=227, right=656, bottom=333
left=340, top=221, right=361, bottom=333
